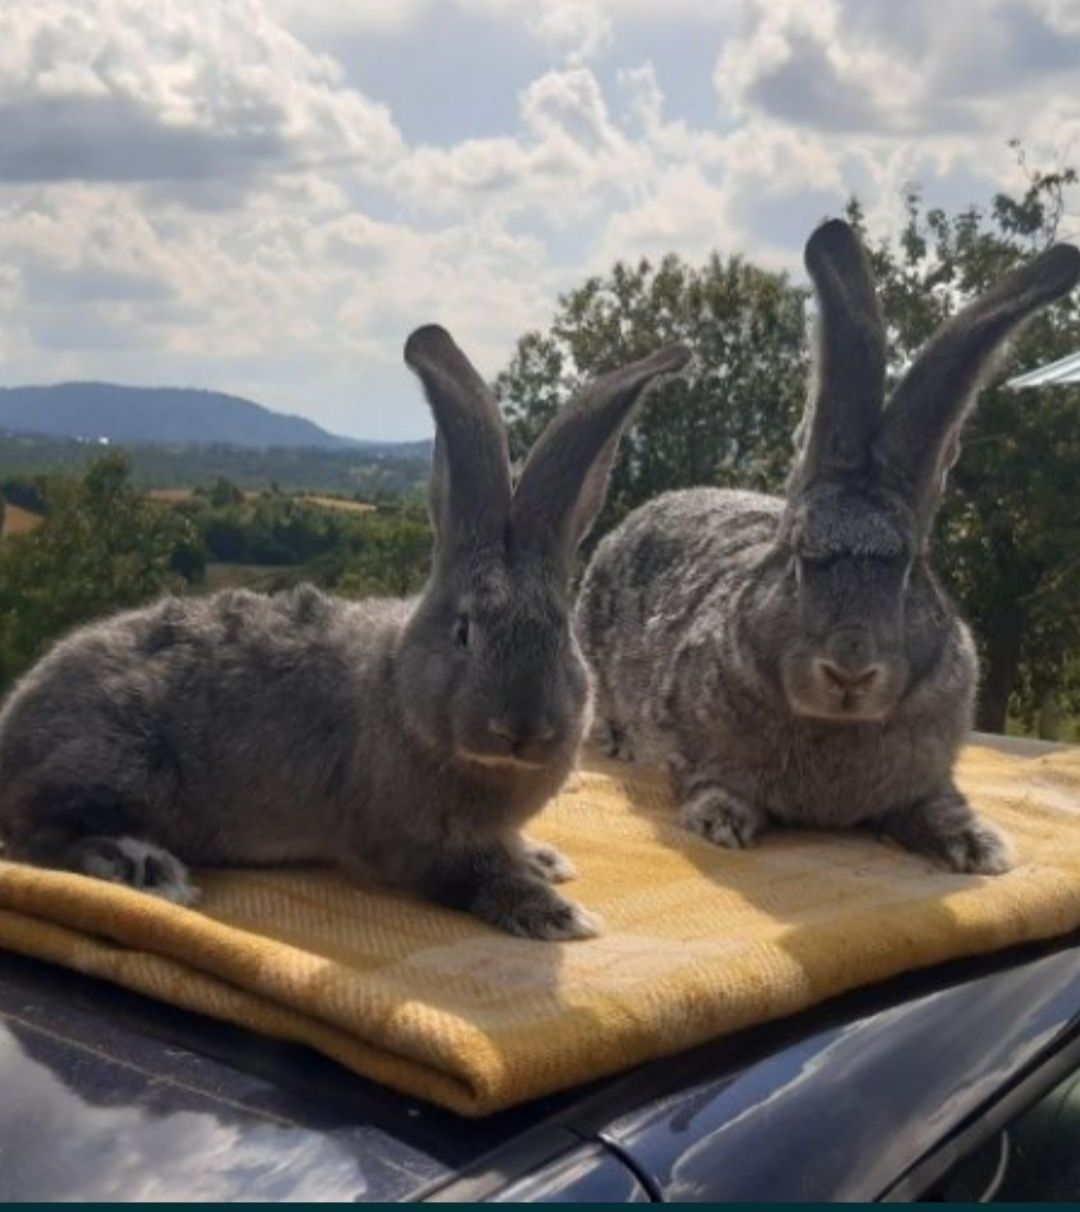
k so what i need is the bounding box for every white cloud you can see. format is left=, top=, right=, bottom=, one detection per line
left=263, top=0, right=726, bottom=61
left=526, top=2, right=613, bottom=63
left=262, top=0, right=432, bottom=38
left=0, top=0, right=403, bottom=185
left=1033, top=0, right=1080, bottom=32
left=388, top=66, right=654, bottom=232
left=716, top=0, right=1080, bottom=137
left=715, top=0, right=933, bottom=134
left=0, top=0, right=1075, bottom=439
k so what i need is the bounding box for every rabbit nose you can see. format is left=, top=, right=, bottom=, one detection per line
left=488, top=718, right=558, bottom=761
left=815, top=659, right=881, bottom=692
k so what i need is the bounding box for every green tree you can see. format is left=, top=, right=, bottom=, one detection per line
left=206, top=476, right=245, bottom=508
left=0, top=454, right=200, bottom=688
left=848, top=155, right=1080, bottom=735
left=334, top=504, right=432, bottom=597
left=496, top=254, right=808, bottom=540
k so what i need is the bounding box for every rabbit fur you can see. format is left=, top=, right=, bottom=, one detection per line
left=0, top=327, right=690, bottom=939
left=577, top=221, right=1080, bottom=874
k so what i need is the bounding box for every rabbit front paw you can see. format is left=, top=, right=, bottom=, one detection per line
left=500, top=888, right=602, bottom=941
left=79, top=836, right=199, bottom=905
left=681, top=787, right=765, bottom=849
left=936, top=819, right=1016, bottom=875
left=879, top=793, right=1016, bottom=877
left=424, top=848, right=600, bottom=940
left=520, top=837, right=577, bottom=883
left=475, top=879, right=601, bottom=940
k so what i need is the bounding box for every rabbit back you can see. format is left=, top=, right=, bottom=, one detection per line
left=578, top=487, right=780, bottom=762
left=0, top=585, right=409, bottom=866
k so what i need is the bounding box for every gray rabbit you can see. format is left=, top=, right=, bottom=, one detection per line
left=0, top=326, right=690, bottom=939
left=577, top=220, right=1079, bottom=874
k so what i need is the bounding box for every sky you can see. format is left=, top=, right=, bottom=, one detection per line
left=0, top=0, right=1078, bottom=440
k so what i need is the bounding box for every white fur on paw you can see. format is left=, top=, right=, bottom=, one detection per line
left=563, top=902, right=602, bottom=939
left=522, top=839, right=577, bottom=883
left=939, top=822, right=1016, bottom=876
left=501, top=892, right=602, bottom=941
left=537, top=899, right=602, bottom=941
left=681, top=789, right=763, bottom=850
left=86, top=837, right=200, bottom=906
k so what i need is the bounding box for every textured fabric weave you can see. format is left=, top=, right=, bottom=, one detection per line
left=0, top=743, right=1078, bottom=1115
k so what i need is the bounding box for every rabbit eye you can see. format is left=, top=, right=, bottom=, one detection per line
left=453, top=615, right=471, bottom=650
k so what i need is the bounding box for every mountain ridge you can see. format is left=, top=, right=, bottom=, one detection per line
left=0, top=381, right=369, bottom=450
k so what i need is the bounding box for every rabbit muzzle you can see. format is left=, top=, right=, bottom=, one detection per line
left=780, top=626, right=907, bottom=723
left=458, top=716, right=568, bottom=771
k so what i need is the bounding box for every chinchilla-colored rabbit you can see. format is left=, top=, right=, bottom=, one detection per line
left=0, top=327, right=690, bottom=939
left=578, top=220, right=1080, bottom=875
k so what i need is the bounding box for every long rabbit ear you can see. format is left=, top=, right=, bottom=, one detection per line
left=404, top=325, right=513, bottom=559
left=509, top=343, right=691, bottom=565
left=790, top=219, right=887, bottom=493
left=875, top=243, right=1080, bottom=526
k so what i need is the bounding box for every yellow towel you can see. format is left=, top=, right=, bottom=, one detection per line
left=0, top=743, right=1079, bottom=1116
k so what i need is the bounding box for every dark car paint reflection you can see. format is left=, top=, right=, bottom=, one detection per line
left=487, top=1144, right=651, bottom=1203
left=601, top=948, right=1080, bottom=1202
left=0, top=951, right=596, bottom=1203
left=0, top=1020, right=375, bottom=1201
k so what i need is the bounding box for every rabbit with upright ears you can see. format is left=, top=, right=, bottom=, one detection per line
left=577, top=220, right=1079, bottom=873
left=0, top=327, right=690, bottom=939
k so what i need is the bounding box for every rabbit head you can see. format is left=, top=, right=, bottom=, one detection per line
left=766, top=219, right=1080, bottom=724
left=399, top=325, right=690, bottom=772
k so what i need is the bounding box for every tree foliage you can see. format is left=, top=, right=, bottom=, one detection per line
left=0, top=454, right=199, bottom=686
left=0, top=461, right=435, bottom=693
left=496, top=254, right=808, bottom=541
left=848, top=153, right=1080, bottom=734
left=333, top=505, right=432, bottom=598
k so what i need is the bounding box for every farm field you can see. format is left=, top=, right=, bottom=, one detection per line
left=0, top=503, right=42, bottom=538
left=299, top=495, right=375, bottom=514
left=146, top=487, right=197, bottom=503
left=147, top=487, right=375, bottom=515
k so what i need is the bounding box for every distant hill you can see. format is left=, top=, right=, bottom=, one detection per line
left=0, top=382, right=359, bottom=450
